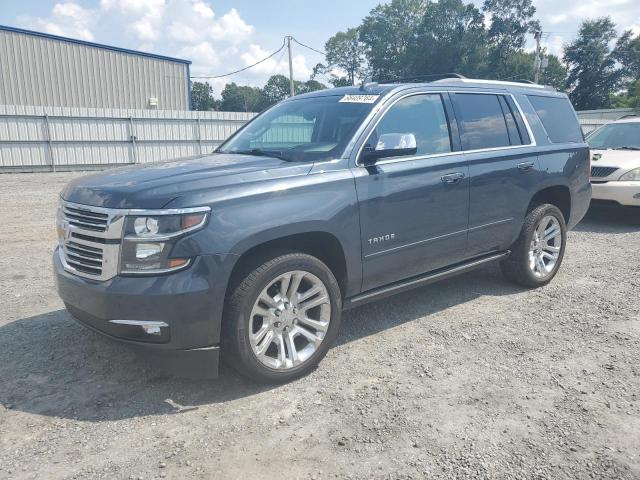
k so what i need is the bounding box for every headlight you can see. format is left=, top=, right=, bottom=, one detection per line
left=619, top=168, right=640, bottom=181
left=119, top=207, right=209, bottom=275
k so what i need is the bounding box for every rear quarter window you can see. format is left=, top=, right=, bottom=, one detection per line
left=528, top=95, right=584, bottom=144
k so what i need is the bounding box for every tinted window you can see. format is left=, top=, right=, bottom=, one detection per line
left=587, top=123, right=640, bottom=150
left=455, top=94, right=511, bottom=150
left=219, top=96, right=373, bottom=162
left=366, top=94, right=452, bottom=158
left=528, top=95, right=584, bottom=144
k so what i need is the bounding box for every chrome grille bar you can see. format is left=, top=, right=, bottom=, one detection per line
left=58, top=201, right=124, bottom=281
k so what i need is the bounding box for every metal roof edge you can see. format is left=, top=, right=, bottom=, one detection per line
left=0, top=24, right=192, bottom=65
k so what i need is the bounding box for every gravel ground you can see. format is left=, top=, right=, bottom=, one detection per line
left=0, top=172, right=639, bottom=480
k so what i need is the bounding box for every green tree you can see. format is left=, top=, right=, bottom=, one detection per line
left=219, top=83, right=265, bottom=112
left=297, top=79, right=327, bottom=94
left=540, top=54, right=568, bottom=91
left=262, top=74, right=291, bottom=105
left=261, top=75, right=327, bottom=108
left=322, top=28, right=367, bottom=85
left=190, top=81, right=217, bottom=111
left=483, top=0, right=540, bottom=78
left=412, top=0, right=488, bottom=78
left=563, top=17, right=623, bottom=110
left=497, top=51, right=567, bottom=90
left=612, top=79, right=640, bottom=108
left=613, top=30, right=640, bottom=84
left=359, top=0, right=429, bottom=80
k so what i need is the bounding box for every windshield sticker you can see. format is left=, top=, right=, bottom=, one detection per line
left=339, top=94, right=379, bottom=104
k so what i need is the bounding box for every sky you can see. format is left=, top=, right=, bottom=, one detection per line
left=1, top=0, right=639, bottom=96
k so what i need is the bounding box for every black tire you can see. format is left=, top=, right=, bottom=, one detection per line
left=222, top=253, right=342, bottom=383
left=500, top=204, right=567, bottom=288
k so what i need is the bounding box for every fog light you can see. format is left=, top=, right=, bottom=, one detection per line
left=109, top=320, right=168, bottom=336
left=136, top=242, right=163, bottom=260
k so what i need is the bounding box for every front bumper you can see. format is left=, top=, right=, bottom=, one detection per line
left=591, top=181, right=640, bottom=207
left=54, top=248, right=236, bottom=377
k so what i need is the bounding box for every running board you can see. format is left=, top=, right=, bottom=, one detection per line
left=344, top=251, right=510, bottom=309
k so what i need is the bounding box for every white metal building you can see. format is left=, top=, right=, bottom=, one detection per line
left=0, top=25, right=192, bottom=110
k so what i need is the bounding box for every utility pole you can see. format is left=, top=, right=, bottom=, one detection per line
left=533, top=30, right=542, bottom=84
left=287, top=35, right=295, bottom=97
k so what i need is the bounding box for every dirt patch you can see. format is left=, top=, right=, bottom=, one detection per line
left=0, top=173, right=639, bottom=479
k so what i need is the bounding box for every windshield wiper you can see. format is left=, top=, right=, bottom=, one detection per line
left=227, top=148, right=293, bottom=161
left=613, top=146, right=640, bottom=151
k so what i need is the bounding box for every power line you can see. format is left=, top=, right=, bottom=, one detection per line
left=291, top=37, right=326, bottom=57
left=190, top=40, right=286, bottom=79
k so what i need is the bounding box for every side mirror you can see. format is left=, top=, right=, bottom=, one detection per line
left=360, top=133, right=417, bottom=165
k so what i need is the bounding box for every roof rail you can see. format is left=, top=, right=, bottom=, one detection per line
left=432, top=78, right=553, bottom=90
left=379, top=73, right=466, bottom=84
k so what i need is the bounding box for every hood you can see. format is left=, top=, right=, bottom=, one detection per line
left=60, top=153, right=314, bottom=209
left=591, top=149, right=640, bottom=172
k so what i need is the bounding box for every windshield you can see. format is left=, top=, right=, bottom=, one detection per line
left=217, top=95, right=375, bottom=162
left=588, top=122, right=640, bottom=150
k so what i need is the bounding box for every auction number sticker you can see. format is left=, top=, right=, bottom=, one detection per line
left=339, top=94, right=379, bottom=104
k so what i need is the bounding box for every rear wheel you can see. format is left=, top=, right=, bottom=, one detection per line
left=500, top=204, right=567, bottom=288
left=223, top=253, right=342, bottom=383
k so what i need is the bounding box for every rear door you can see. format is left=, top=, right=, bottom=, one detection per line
left=450, top=92, right=540, bottom=257
left=353, top=92, right=470, bottom=291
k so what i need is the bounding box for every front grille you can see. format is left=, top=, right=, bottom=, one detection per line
left=591, top=166, right=618, bottom=178
left=62, top=204, right=109, bottom=232
left=58, top=201, right=124, bottom=281
left=64, top=241, right=104, bottom=276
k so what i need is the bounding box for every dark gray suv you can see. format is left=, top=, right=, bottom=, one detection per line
left=54, top=78, right=591, bottom=382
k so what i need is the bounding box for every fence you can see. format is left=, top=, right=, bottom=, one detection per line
left=0, top=105, right=255, bottom=172
left=2, top=104, right=639, bottom=172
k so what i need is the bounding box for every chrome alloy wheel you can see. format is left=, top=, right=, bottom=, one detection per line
left=249, top=270, right=331, bottom=370
left=528, top=215, right=562, bottom=278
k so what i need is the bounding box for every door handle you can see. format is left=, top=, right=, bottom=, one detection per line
left=517, top=161, right=535, bottom=171
left=441, top=172, right=465, bottom=184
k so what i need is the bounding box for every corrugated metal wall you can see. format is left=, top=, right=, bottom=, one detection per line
left=0, top=28, right=189, bottom=110
left=0, top=105, right=255, bottom=172
left=576, top=108, right=640, bottom=135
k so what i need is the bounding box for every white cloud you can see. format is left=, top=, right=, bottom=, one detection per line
left=208, top=8, right=253, bottom=43
left=179, top=41, right=220, bottom=68
left=192, top=1, right=214, bottom=19
left=100, top=0, right=165, bottom=42
left=167, top=21, right=198, bottom=43
left=99, top=0, right=165, bottom=16
left=32, top=1, right=96, bottom=41
left=241, top=44, right=311, bottom=79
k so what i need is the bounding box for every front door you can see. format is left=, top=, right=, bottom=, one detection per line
left=353, top=93, right=470, bottom=292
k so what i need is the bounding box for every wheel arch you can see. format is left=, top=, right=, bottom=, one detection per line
left=226, top=230, right=350, bottom=300
left=528, top=185, right=571, bottom=224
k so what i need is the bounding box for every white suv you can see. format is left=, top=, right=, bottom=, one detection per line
left=587, top=116, right=640, bottom=207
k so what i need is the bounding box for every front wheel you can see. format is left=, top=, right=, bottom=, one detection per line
left=500, top=204, right=567, bottom=288
left=223, top=253, right=342, bottom=383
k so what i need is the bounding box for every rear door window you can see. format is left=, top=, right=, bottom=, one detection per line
left=528, top=95, right=584, bottom=143
left=454, top=94, right=512, bottom=150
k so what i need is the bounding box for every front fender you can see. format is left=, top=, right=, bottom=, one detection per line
left=171, top=167, right=363, bottom=297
